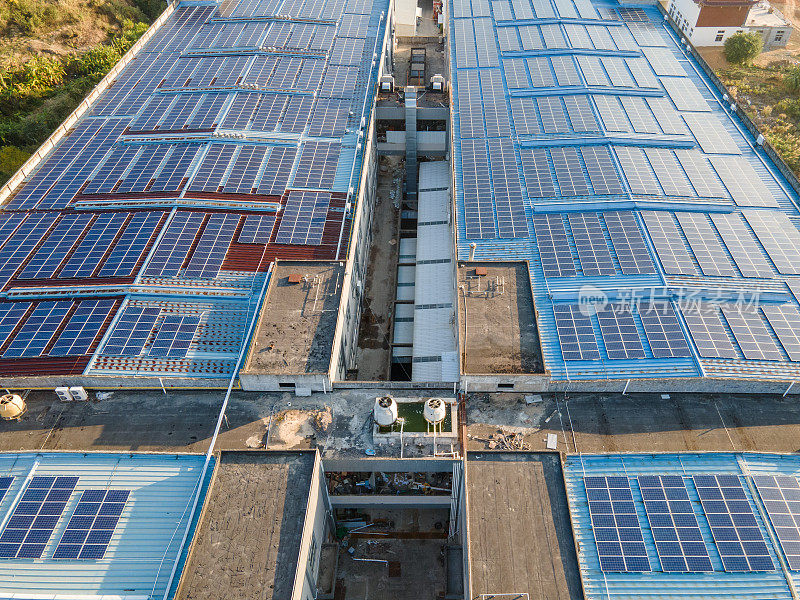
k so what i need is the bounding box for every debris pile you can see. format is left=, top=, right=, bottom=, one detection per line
left=470, top=431, right=530, bottom=450
left=326, top=471, right=452, bottom=495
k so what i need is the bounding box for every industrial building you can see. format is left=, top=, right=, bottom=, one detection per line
left=4, top=0, right=800, bottom=597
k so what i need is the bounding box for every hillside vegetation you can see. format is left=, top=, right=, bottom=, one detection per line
left=0, top=0, right=166, bottom=185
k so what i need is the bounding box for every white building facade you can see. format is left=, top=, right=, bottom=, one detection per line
left=668, top=0, right=791, bottom=49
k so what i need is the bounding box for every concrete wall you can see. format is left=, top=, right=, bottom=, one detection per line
left=395, top=0, right=418, bottom=37
left=240, top=372, right=331, bottom=393
left=329, top=15, right=393, bottom=384
left=293, top=452, right=332, bottom=600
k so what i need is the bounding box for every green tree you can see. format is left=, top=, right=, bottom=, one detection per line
left=724, top=32, right=764, bottom=65
left=786, top=65, right=800, bottom=92
left=0, top=146, right=30, bottom=185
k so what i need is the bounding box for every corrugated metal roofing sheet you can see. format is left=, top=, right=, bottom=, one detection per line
left=0, top=452, right=207, bottom=599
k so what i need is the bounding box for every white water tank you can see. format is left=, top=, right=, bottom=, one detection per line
left=373, top=396, right=398, bottom=426
left=423, top=398, right=447, bottom=424
left=0, top=394, right=25, bottom=420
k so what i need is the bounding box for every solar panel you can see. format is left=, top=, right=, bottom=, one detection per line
left=530, top=0, right=555, bottom=18
left=620, top=97, right=660, bottom=134
left=3, top=301, right=73, bottom=358
left=18, top=214, right=93, bottom=280
left=458, top=70, right=484, bottom=139
left=532, top=214, right=576, bottom=277
left=596, top=304, right=646, bottom=359
left=675, top=212, right=736, bottom=277
left=239, top=214, right=277, bottom=244
left=503, top=58, right=530, bottom=90
left=487, top=138, right=528, bottom=238
left=102, top=305, right=161, bottom=356
left=540, top=23, right=567, bottom=48
left=0, top=303, right=32, bottom=350
left=257, top=147, right=296, bottom=196
left=293, top=142, right=340, bottom=189
left=642, top=47, right=685, bottom=76
left=49, top=299, right=115, bottom=357
left=661, top=78, right=711, bottom=112
left=519, top=148, right=555, bottom=198
left=497, top=26, right=521, bottom=52
left=564, top=96, right=599, bottom=132
left=693, top=474, right=774, bottom=572
left=552, top=55, right=581, bottom=86
left=674, top=150, right=727, bottom=198
left=527, top=57, right=555, bottom=87
left=462, top=139, right=495, bottom=239
left=626, top=58, right=660, bottom=89
left=761, top=305, right=800, bottom=361
left=551, top=147, right=590, bottom=196
left=641, top=211, right=696, bottom=275
left=143, top=212, right=205, bottom=278
left=594, top=96, right=632, bottom=133
left=609, top=25, right=638, bottom=51
left=603, top=212, right=656, bottom=275
left=221, top=93, right=261, bottom=130
left=474, top=18, right=500, bottom=67
left=602, top=57, right=635, bottom=87
left=116, top=146, right=170, bottom=193
left=0, top=477, right=12, bottom=503
left=615, top=147, right=660, bottom=195
left=320, top=65, right=359, bottom=99
left=567, top=213, right=615, bottom=276
left=97, top=212, right=164, bottom=279
left=753, top=475, right=800, bottom=570
left=537, top=97, right=569, bottom=134
left=251, top=94, right=289, bottom=132
left=681, top=305, right=739, bottom=359
left=510, top=0, right=534, bottom=19
left=638, top=475, right=713, bottom=572
left=330, top=37, right=366, bottom=65
left=645, top=149, right=694, bottom=196
left=149, top=144, right=201, bottom=193
left=587, top=25, right=615, bottom=50
left=510, top=98, right=541, bottom=136
left=130, top=95, right=174, bottom=131
left=0, top=476, right=78, bottom=559
left=58, top=213, right=129, bottom=279
left=454, top=20, right=478, bottom=68
left=0, top=212, right=59, bottom=289
left=275, top=191, right=331, bottom=245
left=553, top=304, right=601, bottom=360
left=708, top=156, right=779, bottom=207
left=583, top=475, right=650, bottom=572
left=223, top=146, right=269, bottom=195
left=554, top=0, right=578, bottom=19
left=480, top=70, right=511, bottom=137
left=647, top=97, right=689, bottom=135
left=742, top=210, right=800, bottom=275
left=638, top=302, right=693, bottom=358
left=309, top=98, right=351, bottom=137
left=577, top=56, right=610, bottom=86
left=84, top=146, right=141, bottom=194
left=684, top=114, right=742, bottom=155
left=519, top=25, right=544, bottom=50
left=149, top=315, right=200, bottom=358
left=720, top=305, right=784, bottom=361
left=627, top=21, right=668, bottom=47
left=710, top=213, right=775, bottom=278
left=581, top=147, right=623, bottom=195
left=564, top=24, right=593, bottom=49
left=183, top=214, right=239, bottom=278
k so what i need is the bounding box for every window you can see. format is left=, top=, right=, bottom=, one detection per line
left=776, top=34, right=784, bottom=41
left=715, top=33, right=724, bottom=41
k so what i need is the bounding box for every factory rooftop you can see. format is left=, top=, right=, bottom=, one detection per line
left=0, top=0, right=387, bottom=387
left=450, top=0, right=800, bottom=387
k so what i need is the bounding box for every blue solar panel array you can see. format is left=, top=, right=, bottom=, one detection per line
left=54, top=489, right=130, bottom=560
left=0, top=476, right=78, bottom=559
left=451, top=0, right=800, bottom=382
left=584, top=475, right=650, bottom=572
left=0, top=0, right=387, bottom=379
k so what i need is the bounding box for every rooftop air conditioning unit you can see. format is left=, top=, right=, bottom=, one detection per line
left=380, top=74, right=395, bottom=92
left=430, top=74, right=446, bottom=92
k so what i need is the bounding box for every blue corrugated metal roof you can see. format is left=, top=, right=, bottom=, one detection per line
left=564, top=453, right=800, bottom=600
left=0, top=452, right=209, bottom=599
left=450, top=0, right=800, bottom=383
